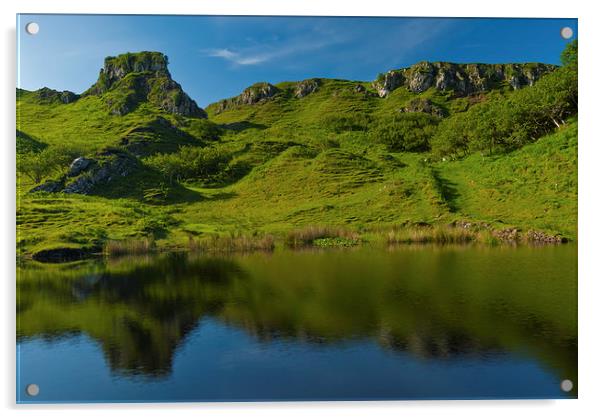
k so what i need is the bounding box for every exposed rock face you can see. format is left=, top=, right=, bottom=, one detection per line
left=373, top=61, right=556, bottom=97
left=89, top=51, right=171, bottom=93
left=64, top=150, right=137, bottom=194
left=30, top=150, right=138, bottom=195
left=401, top=98, right=445, bottom=117
left=214, top=82, right=280, bottom=113
left=294, top=79, right=320, bottom=98
left=68, top=157, right=93, bottom=177
left=84, top=51, right=206, bottom=118
left=374, top=71, right=405, bottom=97
left=32, top=87, right=79, bottom=104
left=239, top=82, right=280, bottom=105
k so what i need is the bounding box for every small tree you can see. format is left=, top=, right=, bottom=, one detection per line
left=18, top=151, right=53, bottom=184
left=560, top=39, right=578, bottom=67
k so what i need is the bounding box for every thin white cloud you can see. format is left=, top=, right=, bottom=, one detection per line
left=203, top=29, right=349, bottom=66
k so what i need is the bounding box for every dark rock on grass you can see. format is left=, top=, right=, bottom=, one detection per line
left=30, top=149, right=138, bottom=195
left=32, top=247, right=99, bottom=263
left=401, top=98, right=446, bottom=117
left=68, top=157, right=94, bottom=177
left=64, top=151, right=137, bottom=194
left=30, top=179, right=65, bottom=193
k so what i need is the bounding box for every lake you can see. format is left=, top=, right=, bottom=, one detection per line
left=16, top=244, right=577, bottom=402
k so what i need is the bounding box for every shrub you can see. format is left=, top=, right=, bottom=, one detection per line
left=369, top=113, right=439, bottom=152
left=321, top=113, right=371, bottom=133
left=431, top=42, right=577, bottom=157
left=145, top=145, right=232, bottom=184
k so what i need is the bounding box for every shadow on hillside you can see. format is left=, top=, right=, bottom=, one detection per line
left=431, top=168, right=460, bottom=213
left=219, top=121, right=267, bottom=132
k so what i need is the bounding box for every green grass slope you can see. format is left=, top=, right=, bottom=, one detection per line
left=16, top=52, right=577, bottom=259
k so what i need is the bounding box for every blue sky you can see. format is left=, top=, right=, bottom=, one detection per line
left=17, top=15, right=577, bottom=107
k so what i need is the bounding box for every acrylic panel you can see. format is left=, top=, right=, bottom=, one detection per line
left=16, top=14, right=578, bottom=403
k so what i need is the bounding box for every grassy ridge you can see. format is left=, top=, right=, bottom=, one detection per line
left=16, top=56, right=577, bottom=259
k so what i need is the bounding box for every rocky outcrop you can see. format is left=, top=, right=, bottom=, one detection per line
left=239, top=82, right=280, bottom=104
left=32, top=87, right=79, bottom=104
left=401, top=98, right=445, bottom=117
left=84, top=51, right=206, bottom=118
left=88, top=51, right=171, bottom=94
left=294, top=79, right=320, bottom=98
left=68, top=157, right=93, bottom=177
left=214, top=82, right=280, bottom=113
left=373, top=61, right=556, bottom=97
left=30, top=149, right=138, bottom=195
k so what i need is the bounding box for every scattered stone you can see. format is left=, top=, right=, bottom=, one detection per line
left=526, top=230, right=565, bottom=243
left=494, top=228, right=521, bottom=242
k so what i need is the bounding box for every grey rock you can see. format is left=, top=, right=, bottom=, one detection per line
left=239, top=82, right=279, bottom=105
left=68, top=157, right=93, bottom=177
left=29, top=179, right=65, bottom=193
left=64, top=153, right=136, bottom=194
left=31, top=150, right=137, bottom=195
left=214, top=82, right=280, bottom=113
left=374, top=70, right=405, bottom=97
left=295, top=79, right=320, bottom=98
left=373, top=61, right=556, bottom=97
left=401, top=98, right=445, bottom=117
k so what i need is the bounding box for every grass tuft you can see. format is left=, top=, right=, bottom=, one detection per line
left=104, top=238, right=156, bottom=256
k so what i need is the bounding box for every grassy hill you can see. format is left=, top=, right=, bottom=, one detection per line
left=16, top=49, right=578, bottom=260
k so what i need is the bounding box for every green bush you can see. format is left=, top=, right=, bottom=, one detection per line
left=431, top=66, right=577, bottom=156
left=145, top=146, right=232, bottom=184
left=321, top=113, right=371, bottom=133
left=431, top=41, right=577, bottom=157
left=369, top=113, right=439, bottom=152
left=18, top=144, right=84, bottom=184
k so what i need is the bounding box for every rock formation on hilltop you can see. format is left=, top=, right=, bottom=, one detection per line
left=373, top=61, right=556, bottom=97
left=84, top=51, right=206, bottom=118
left=214, top=82, right=280, bottom=113
left=31, top=87, right=80, bottom=104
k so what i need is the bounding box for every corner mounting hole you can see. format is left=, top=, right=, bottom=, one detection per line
left=560, top=27, right=573, bottom=40
left=560, top=379, right=573, bottom=392
left=25, top=22, right=39, bottom=35
left=26, top=383, right=39, bottom=396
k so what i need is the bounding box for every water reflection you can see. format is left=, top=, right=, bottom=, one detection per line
left=17, top=245, right=577, bottom=399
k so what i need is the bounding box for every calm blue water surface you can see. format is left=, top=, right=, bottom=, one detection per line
left=17, top=245, right=577, bottom=402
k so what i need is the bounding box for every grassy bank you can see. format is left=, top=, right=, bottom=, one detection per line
left=17, top=120, right=576, bottom=261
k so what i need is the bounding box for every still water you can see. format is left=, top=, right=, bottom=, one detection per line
left=17, top=245, right=577, bottom=402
